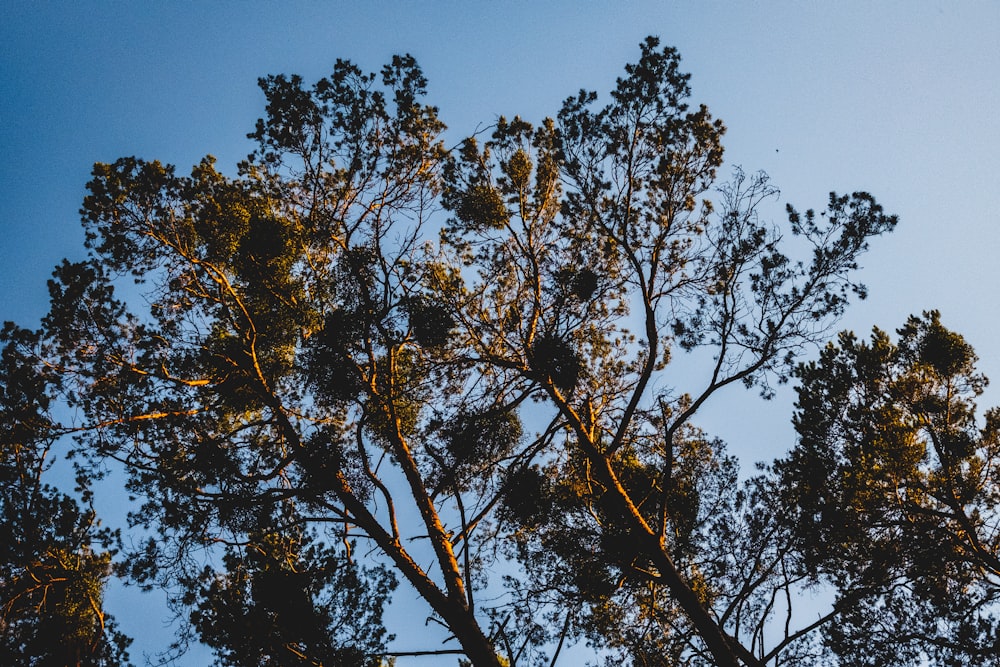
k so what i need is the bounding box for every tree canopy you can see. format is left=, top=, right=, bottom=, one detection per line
left=5, top=37, right=997, bottom=666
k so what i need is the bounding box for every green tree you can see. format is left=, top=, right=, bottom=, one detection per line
left=0, top=326, right=132, bottom=666
left=11, top=38, right=953, bottom=667
left=775, top=311, right=1000, bottom=666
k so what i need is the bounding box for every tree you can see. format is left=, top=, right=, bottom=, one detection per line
left=775, top=311, right=1000, bottom=666
left=8, top=38, right=944, bottom=666
left=0, top=325, right=132, bottom=666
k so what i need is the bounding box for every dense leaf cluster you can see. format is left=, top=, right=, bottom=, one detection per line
left=776, top=311, right=1000, bottom=666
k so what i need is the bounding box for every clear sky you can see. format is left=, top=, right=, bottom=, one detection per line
left=2, top=1, right=999, bottom=664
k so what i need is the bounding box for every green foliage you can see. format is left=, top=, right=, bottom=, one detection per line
left=404, top=295, right=456, bottom=349
left=455, top=183, right=509, bottom=231
left=529, top=335, right=582, bottom=392
left=443, top=409, right=521, bottom=464
left=775, top=311, right=1000, bottom=665
left=306, top=310, right=368, bottom=404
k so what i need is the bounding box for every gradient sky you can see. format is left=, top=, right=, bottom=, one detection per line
left=3, top=2, right=999, bottom=664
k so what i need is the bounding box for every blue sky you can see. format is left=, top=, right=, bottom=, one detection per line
left=2, top=1, right=999, bottom=663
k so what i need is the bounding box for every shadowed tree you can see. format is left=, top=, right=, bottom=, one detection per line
left=0, top=326, right=132, bottom=666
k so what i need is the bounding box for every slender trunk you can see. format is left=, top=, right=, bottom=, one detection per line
left=576, top=429, right=758, bottom=667
left=274, top=394, right=501, bottom=666
left=334, top=472, right=504, bottom=667
left=641, top=532, right=758, bottom=667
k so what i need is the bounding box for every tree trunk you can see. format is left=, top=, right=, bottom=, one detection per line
left=577, top=428, right=758, bottom=667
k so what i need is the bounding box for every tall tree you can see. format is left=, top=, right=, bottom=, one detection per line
left=433, top=36, right=903, bottom=665
left=14, top=38, right=961, bottom=667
